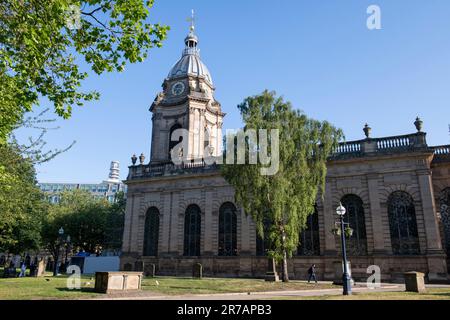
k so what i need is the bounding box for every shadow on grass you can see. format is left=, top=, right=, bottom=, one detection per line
left=56, top=287, right=97, bottom=293
left=143, top=285, right=231, bottom=293
left=430, top=292, right=450, bottom=297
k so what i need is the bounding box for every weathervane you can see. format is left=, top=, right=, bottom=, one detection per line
left=187, top=9, right=195, bottom=32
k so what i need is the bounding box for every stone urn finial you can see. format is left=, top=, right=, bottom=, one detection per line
left=131, top=154, right=137, bottom=165
left=139, top=153, right=145, bottom=165
left=363, top=123, right=372, bottom=139
left=414, top=116, right=423, bottom=132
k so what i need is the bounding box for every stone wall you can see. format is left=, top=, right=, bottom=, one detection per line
left=121, top=148, right=450, bottom=283
left=120, top=254, right=435, bottom=283
left=432, top=160, right=450, bottom=270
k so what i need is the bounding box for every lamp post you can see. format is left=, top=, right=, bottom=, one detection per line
left=53, top=227, right=64, bottom=276
left=336, top=202, right=352, bottom=295
left=63, top=235, right=71, bottom=273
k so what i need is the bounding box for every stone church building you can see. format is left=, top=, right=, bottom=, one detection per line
left=120, top=25, right=450, bottom=283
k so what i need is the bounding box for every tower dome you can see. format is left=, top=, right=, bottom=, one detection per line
left=167, top=19, right=213, bottom=85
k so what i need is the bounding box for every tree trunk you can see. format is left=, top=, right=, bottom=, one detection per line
left=281, top=238, right=290, bottom=282
left=282, top=249, right=289, bottom=282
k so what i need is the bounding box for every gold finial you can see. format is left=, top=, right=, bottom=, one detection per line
left=187, top=9, right=195, bottom=32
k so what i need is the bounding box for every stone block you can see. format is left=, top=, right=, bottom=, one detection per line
left=264, top=258, right=280, bottom=282
left=134, top=260, right=144, bottom=272
left=94, top=272, right=143, bottom=294
left=264, top=272, right=280, bottom=282
left=404, top=271, right=426, bottom=293
left=192, top=263, right=203, bottom=279
left=145, top=263, right=156, bottom=277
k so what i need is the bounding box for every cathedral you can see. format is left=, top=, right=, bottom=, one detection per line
left=120, top=22, right=450, bottom=283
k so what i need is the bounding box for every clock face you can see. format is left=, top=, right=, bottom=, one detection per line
left=171, top=81, right=185, bottom=96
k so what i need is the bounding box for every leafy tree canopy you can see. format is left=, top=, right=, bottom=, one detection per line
left=0, top=0, right=169, bottom=142
left=42, top=189, right=125, bottom=257
left=221, top=90, right=343, bottom=281
left=0, top=142, right=48, bottom=253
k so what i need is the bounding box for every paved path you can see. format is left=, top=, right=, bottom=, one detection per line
left=92, top=282, right=439, bottom=300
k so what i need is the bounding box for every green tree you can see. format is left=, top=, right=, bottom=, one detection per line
left=221, top=90, right=343, bottom=282
left=0, top=143, right=48, bottom=253
left=41, top=190, right=94, bottom=260
left=104, top=191, right=126, bottom=251
left=0, top=0, right=169, bottom=143
left=42, top=189, right=125, bottom=258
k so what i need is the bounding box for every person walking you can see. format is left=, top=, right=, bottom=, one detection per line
left=307, top=264, right=318, bottom=283
left=19, top=262, right=27, bottom=277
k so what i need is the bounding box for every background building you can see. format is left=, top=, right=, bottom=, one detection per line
left=39, top=161, right=127, bottom=203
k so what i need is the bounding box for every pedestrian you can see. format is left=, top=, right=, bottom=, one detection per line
left=19, top=262, right=27, bottom=277
left=307, top=264, right=318, bottom=283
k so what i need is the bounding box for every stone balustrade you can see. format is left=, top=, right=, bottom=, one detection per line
left=128, top=159, right=219, bottom=180
left=330, top=132, right=433, bottom=160
left=433, top=145, right=450, bottom=155
left=376, top=135, right=412, bottom=149
left=335, top=141, right=361, bottom=154
left=431, top=144, right=450, bottom=163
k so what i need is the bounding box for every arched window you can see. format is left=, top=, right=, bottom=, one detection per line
left=388, top=191, right=420, bottom=255
left=143, top=207, right=160, bottom=256
left=168, top=123, right=183, bottom=160
left=298, top=206, right=320, bottom=256
left=184, top=204, right=201, bottom=256
left=218, top=202, right=237, bottom=256
left=341, top=195, right=368, bottom=255
left=439, top=188, right=450, bottom=255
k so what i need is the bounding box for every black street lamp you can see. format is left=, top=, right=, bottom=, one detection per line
left=336, top=202, right=352, bottom=295
left=53, top=227, right=64, bottom=276
left=64, top=235, right=72, bottom=271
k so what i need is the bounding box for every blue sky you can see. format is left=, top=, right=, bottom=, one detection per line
left=15, top=0, right=450, bottom=183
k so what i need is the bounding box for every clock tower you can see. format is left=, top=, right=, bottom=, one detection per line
left=149, top=17, right=224, bottom=164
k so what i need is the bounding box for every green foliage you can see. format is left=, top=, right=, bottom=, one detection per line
left=0, top=0, right=169, bottom=143
left=0, top=143, right=48, bottom=253
left=42, top=189, right=125, bottom=257
left=221, top=90, right=343, bottom=264
left=104, top=191, right=126, bottom=250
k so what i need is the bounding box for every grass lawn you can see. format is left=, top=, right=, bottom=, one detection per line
left=0, top=274, right=100, bottom=300
left=0, top=275, right=336, bottom=300
left=141, top=277, right=336, bottom=295
left=1, top=274, right=449, bottom=300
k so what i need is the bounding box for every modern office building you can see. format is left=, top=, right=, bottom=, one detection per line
left=39, top=161, right=126, bottom=203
